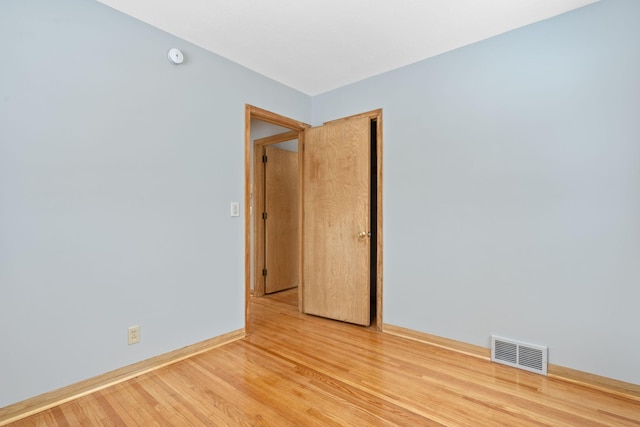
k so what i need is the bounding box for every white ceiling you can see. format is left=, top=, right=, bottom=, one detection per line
left=97, top=0, right=598, bottom=95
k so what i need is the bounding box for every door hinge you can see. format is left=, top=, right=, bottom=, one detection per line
left=262, top=212, right=267, bottom=220
left=262, top=155, right=268, bottom=163
left=262, top=269, right=267, bottom=276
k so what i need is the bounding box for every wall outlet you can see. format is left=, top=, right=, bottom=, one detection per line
left=128, top=325, right=140, bottom=345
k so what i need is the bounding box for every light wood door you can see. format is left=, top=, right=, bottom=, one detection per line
left=302, top=115, right=371, bottom=325
left=264, top=145, right=299, bottom=294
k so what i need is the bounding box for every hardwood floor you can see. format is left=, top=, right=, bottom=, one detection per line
left=9, top=289, right=640, bottom=426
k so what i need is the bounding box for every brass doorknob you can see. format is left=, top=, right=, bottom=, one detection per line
left=357, top=231, right=371, bottom=238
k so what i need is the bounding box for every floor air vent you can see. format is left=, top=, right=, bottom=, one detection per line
left=491, top=336, right=548, bottom=375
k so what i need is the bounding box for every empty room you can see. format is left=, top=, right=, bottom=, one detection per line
left=1, top=0, right=639, bottom=425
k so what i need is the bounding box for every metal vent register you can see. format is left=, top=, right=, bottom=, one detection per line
left=491, top=336, right=548, bottom=375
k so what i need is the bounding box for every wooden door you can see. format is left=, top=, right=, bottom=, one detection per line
left=302, top=115, right=371, bottom=325
left=264, top=145, right=299, bottom=294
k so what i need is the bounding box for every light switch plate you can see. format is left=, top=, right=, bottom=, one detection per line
left=230, top=202, right=240, bottom=217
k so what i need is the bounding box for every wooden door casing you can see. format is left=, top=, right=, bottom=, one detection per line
left=244, top=105, right=382, bottom=334
left=264, top=145, right=299, bottom=294
left=253, top=130, right=300, bottom=298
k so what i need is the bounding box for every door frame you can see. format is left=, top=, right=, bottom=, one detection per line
left=244, top=105, right=383, bottom=333
left=253, top=130, right=300, bottom=298
left=245, top=105, right=309, bottom=333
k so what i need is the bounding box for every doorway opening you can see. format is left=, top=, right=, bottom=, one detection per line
left=244, top=105, right=383, bottom=333
left=244, top=106, right=308, bottom=333
left=253, top=130, right=299, bottom=297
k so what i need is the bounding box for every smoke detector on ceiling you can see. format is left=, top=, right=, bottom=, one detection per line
left=167, top=48, right=184, bottom=64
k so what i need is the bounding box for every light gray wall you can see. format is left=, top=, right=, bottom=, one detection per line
left=272, top=141, right=299, bottom=153
left=313, top=0, right=640, bottom=384
left=0, top=0, right=310, bottom=407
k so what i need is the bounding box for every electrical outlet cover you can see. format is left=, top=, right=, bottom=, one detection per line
left=128, top=325, right=140, bottom=345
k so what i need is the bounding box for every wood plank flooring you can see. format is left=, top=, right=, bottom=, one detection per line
left=9, top=289, right=640, bottom=426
